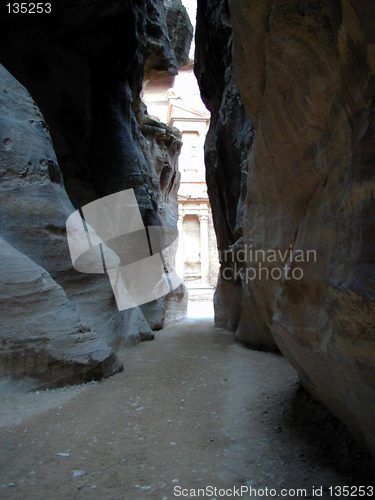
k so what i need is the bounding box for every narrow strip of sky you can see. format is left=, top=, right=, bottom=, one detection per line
left=181, top=0, right=197, bottom=59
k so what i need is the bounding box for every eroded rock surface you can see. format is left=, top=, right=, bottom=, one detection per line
left=195, top=0, right=277, bottom=349
left=196, top=0, right=375, bottom=455
left=165, top=0, right=194, bottom=70
left=0, top=0, right=192, bottom=385
left=0, top=236, right=121, bottom=387
left=0, top=62, right=153, bottom=355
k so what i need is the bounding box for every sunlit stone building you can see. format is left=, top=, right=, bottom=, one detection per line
left=142, top=61, right=219, bottom=298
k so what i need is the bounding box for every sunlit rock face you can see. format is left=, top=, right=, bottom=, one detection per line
left=139, top=113, right=189, bottom=327
left=196, top=0, right=375, bottom=454
left=0, top=0, right=192, bottom=385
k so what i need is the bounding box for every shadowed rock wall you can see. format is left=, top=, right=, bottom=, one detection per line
left=196, top=0, right=375, bottom=455
left=195, top=0, right=277, bottom=350
left=0, top=0, right=192, bottom=386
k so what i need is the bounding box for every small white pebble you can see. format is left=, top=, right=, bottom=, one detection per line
left=73, top=470, right=86, bottom=477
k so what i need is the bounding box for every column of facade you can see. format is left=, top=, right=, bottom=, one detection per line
left=199, top=212, right=210, bottom=284
left=176, top=212, right=185, bottom=280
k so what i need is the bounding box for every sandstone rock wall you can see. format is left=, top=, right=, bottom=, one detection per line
left=164, top=0, right=194, bottom=70
left=0, top=0, right=192, bottom=386
left=196, top=0, right=375, bottom=455
left=0, top=236, right=121, bottom=388
left=195, top=0, right=278, bottom=349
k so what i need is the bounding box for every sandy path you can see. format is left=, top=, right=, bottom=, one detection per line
left=0, top=318, right=374, bottom=499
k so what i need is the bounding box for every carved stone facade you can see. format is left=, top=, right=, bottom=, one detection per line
left=143, top=62, right=219, bottom=298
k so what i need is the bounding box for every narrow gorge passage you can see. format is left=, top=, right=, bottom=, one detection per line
left=1, top=318, right=373, bottom=500
left=2, top=1, right=375, bottom=497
